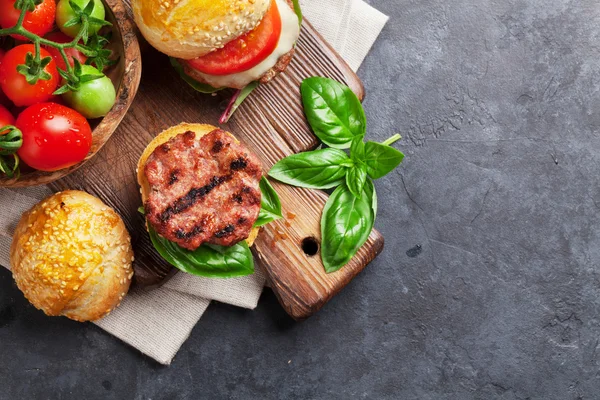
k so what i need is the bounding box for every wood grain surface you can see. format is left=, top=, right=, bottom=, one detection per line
left=0, top=0, right=141, bottom=188
left=50, top=14, right=384, bottom=320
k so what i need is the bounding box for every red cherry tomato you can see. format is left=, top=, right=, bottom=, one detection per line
left=0, top=104, right=15, bottom=135
left=42, top=31, right=87, bottom=71
left=0, top=44, right=59, bottom=107
left=16, top=102, right=92, bottom=171
left=0, top=49, right=11, bottom=108
left=186, top=0, right=282, bottom=76
left=0, top=0, right=56, bottom=41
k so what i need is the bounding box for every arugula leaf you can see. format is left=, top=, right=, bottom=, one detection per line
left=220, top=81, right=259, bottom=124
left=147, top=223, right=254, bottom=278
left=269, top=148, right=351, bottom=189
left=255, top=177, right=283, bottom=227
left=170, top=58, right=222, bottom=94
left=346, top=164, right=367, bottom=198
left=321, top=180, right=375, bottom=273
left=301, top=77, right=366, bottom=149
left=292, top=0, right=302, bottom=24
left=363, top=141, right=405, bottom=179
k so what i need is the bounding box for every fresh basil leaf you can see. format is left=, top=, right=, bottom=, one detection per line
left=321, top=180, right=375, bottom=273
left=292, top=0, right=302, bottom=24
left=147, top=224, right=254, bottom=278
left=301, top=77, right=366, bottom=149
left=255, top=177, right=283, bottom=227
left=220, top=81, right=259, bottom=124
left=350, top=135, right=366, bottom=161
left=269, top=148, right=351, bottom=189
left=170, top=58, right=223, bottom=94
left=346, top=164, right=368, bottom=198
left=363, top=141, right=405, bottom=179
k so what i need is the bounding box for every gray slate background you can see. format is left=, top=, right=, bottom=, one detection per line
left=2, top=0, right=600, bottom=398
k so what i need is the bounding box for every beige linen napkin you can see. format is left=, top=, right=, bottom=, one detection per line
left=0, top=0, right=388, bottom=365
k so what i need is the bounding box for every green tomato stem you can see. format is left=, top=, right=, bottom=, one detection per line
left=0, top=9, right=100, bottom=79
left=382, top=134, right=402, bottom=146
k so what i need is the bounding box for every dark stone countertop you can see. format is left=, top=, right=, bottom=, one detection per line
left=2, top=0, right=600, bottom=398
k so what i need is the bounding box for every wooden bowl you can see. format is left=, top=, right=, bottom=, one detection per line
left=0, top=0, right=141, bottom=188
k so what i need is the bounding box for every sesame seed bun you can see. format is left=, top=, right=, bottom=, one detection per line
left=132, top=0, right=272, bottom=59
left=10, top=191, right=133, bottom=322
left=137, top=123, right=260, bottom=246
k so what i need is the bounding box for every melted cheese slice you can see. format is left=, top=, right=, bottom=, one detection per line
left=191, top=0, right=300, bottom=89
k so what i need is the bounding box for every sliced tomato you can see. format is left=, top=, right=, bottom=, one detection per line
left=42, top=31, right=87, bottom=71
left=186, top=0, right=282, bottom=76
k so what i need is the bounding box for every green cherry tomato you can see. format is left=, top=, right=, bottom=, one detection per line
left=62, top=65, right=116, bottom=119
left=56, top=0, right=106, bottom=38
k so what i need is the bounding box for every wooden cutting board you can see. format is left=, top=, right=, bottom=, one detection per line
left=50, top=12, right=384, bottom=320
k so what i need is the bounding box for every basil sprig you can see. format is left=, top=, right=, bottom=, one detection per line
left=143, top=177, right=282, bottom=278
left=269, top=77, right=405, bottom=273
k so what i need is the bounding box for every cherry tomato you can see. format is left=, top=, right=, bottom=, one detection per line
left=62, top=64, right=115, bottom=119
left=0, top=104, right=15, bottom=135
left=42, top=31, right=87, bottom=71
left=0, top=50, right=10, bottom=108
left=0, top=44, right=59, bottom=107
left=56, top=0, right=105, bottom=38
left=16, top=102, right=92, bottom=171
left=0, top=0, right=56, bottom=41
left=186, top=0, right=282, bottom=76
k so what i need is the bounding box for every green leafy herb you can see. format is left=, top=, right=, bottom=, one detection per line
left=321, top=181, right=375, bottom=273
left=255, top=177, right=283, bottom=227
left=269, top=148, right=351, bottom=189
left=170, top=58, right=222, bottom=93
left=361, top=141, right=404, bottom=179
left=301, top=77, right=366, bottom=149
left=148, top=224, right=254, bottom=278
left=346, top=164, right=367, bottom=198
left=269, top=77, right=405, bottom=273
left=292, top=0, right=303, bottom=24
left=219, top=81, right=259, bottom=124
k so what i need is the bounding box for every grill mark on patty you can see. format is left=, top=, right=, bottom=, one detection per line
left=230, top=157, right=247, bottom=171
left=159, top=175, right=231, bottom=223
left=211, top=140, right=224, bottom=153
left=175, top=224, right=205, bottom=240
left=168, top=170, right=180, bottom=185
left=214, top=224, right=235, bottom=238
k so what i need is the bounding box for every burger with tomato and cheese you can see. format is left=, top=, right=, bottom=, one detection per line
left=132, top=0, right=301, bottom=93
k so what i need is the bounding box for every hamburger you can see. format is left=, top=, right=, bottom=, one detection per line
left=132, top=0, right=302, bottom=92
left=137, top=123, right=281, bottom=277
left=10, top=191, right=133, bottom=322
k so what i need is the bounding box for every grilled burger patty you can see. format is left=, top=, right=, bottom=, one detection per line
left=144, top=129, right=263, bottom=250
